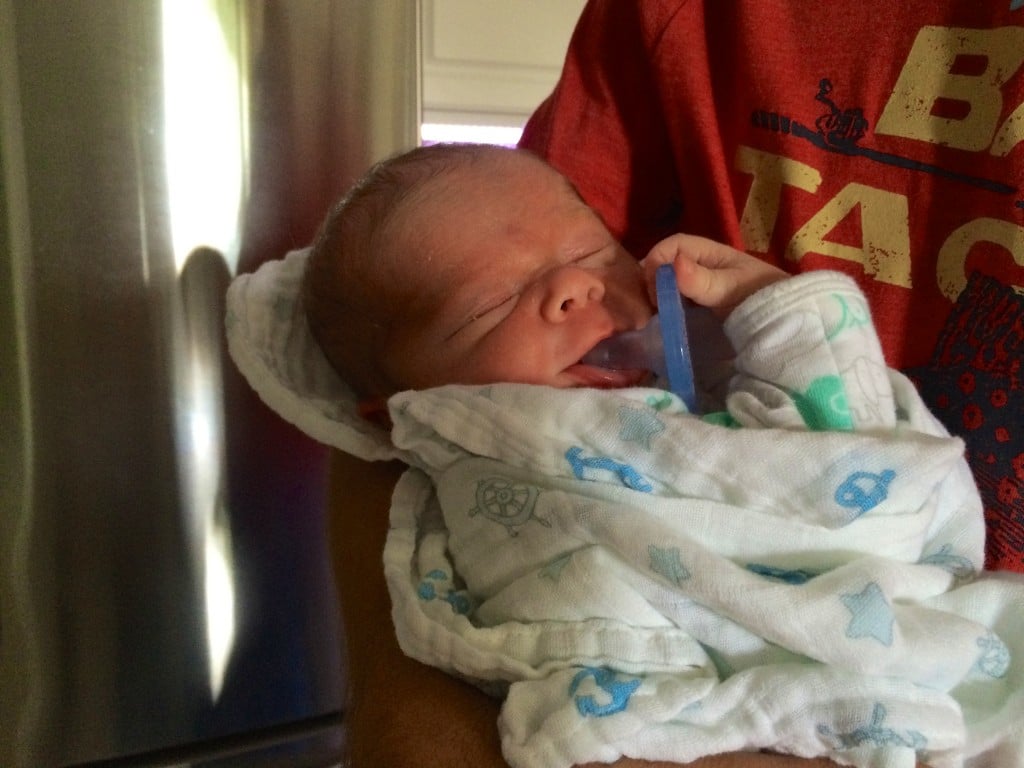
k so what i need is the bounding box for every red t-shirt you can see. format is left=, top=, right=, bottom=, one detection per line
left=521, top=0, right=1024, bottom=571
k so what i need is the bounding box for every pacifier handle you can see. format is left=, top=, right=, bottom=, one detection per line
left=655, top=264, right=697, bottom=412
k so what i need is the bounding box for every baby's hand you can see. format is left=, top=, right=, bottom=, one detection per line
left=640, top=234, right=788, bottom=318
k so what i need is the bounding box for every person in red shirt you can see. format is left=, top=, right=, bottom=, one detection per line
left=520, top=0, right=1024, bottom=575
left=330, top=3, right=1022, bottom=766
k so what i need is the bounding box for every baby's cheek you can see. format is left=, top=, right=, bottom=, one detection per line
left=481, top=330, right=561, bottom=384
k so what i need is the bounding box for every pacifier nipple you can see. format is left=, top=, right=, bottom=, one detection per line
left=581, top=264, right=699, bottom=411
left=581, top=324, right=654, bottom=371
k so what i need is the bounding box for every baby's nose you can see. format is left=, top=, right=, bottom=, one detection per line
left=540, top=266, right=605, bottom=322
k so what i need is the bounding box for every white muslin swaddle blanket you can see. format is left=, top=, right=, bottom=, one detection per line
left=225, top=252, right=1024, bottom=768
left=383, top=274, right=1024, bottom=768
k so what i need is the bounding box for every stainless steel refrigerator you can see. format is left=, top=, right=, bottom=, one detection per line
left=0, top=2, right=419, bottom=765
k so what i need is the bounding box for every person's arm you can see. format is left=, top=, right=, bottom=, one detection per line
left=325, top=450, right=863, bottom=768
left=326, top=452, right=507, bottom=767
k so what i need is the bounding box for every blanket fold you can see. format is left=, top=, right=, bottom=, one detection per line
left=224, top=249, right=400, bottom=461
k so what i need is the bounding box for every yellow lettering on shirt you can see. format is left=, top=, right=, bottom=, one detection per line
left=991, top=100, right=1024, bottom=157
left=735, top=146, right=821, bottom=252
left=936, top=218, right=1024, bottom=300
left=876, top=26, right=1024, bottom=151
left=785, top=183, right=912, bottom=288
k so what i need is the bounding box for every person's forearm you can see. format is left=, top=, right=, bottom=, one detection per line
left=327, top=452, right=508, bottom=767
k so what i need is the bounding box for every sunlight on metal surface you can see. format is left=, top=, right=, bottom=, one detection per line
left=204, top=505, right=236, bottom=702
left=162, top=0, right=247, bottom=274
left=184, top=349, right=236, bottom=702
left=162, top=0, right=244, bottom=700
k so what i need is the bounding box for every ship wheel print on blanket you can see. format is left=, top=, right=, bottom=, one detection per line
left=469, top=477, right=549, bottom=535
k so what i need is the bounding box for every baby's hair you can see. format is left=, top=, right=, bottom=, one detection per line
left=303, top=142, right=524, bottom=397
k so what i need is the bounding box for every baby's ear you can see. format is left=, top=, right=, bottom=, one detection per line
left=357, top=397, right=393, bottom=431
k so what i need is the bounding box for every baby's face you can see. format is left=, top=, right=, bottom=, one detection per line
left=381, top=154, right=654, bottom=391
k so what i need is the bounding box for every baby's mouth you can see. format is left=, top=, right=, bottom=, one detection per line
left=564, top=362, right=653, bottom=389
left=566, top=311, right=656, bottom=388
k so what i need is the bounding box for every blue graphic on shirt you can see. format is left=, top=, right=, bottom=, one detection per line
left=841, top=581, right=895, bottom=646
left=469, top=477, right=549, bottom=535
left=649, top=544, right=691, bottom=586
left=417, top=570, right=472, bottom=615
left=618, top=405, right=665, bottom=449
left=974, top=632, right=1011, bottom=679
left=817, top=702, right=927, bottom=751
left=813, top=78, right=868, bottom=148
left=566, top=446, right=653, bottom=492
left=569, top=667, right=642, bottom=718
left=835, top=469, right=896, bottom=516
left=751, top=79, right=1016, bottom=196
left=1012, top=0, right=1024, bottom=11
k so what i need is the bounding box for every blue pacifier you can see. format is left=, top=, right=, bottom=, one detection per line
left=582, top=264, right=698, bottom=412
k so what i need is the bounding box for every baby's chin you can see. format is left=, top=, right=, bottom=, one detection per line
left=560, top=363, right=654, bottom=389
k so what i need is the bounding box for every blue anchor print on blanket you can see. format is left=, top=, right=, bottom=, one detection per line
left=566, top=446, right=653, bottom=492
left=569, top=667, right=642, bottom=718
left=649, top=544, right=691, bottom=586
left=417, top=570, right=472, bottom=615
left=919, top=544, right=977, bottom=582
left=817, top=702, right=927, bottom=751
left=745, top=563, right=820, bottom=585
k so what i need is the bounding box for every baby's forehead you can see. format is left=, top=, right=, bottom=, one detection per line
left=423, top=150, right=567, bottom=197
left=381, top=150, right=589, bottom=275
left=423, top=159, right=578, bottom=235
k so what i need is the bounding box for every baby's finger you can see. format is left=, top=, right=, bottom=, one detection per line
left=640, top=234, right=706, bottom=302
left=672, top=256, right=741, bottom=314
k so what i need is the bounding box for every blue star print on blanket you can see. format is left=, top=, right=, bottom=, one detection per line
left=841, top=582, right=895, bottom=646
